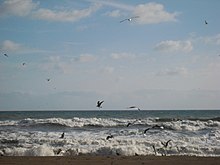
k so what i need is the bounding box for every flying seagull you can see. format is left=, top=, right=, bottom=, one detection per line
left=106, top=134, right=114, bottom=140
left=161, top=139, right=172, bottom=148
left=22, top=62, right=26, bottom=66
left=128, top=106, right=140, bottom=111
left=97, top=100, right=104, bottom=108
left=3, top=53, right=8, bottom=57
left=120, top=16, right=139, bottom=23
left=47, top=78, right=50, bottom=82
left=60, top=132, right=65, bottom=139
left=143, top=128, right=151, bottom=134
left=205, top=20, right=208, bottom=25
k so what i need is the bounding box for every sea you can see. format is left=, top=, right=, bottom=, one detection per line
left=0, top=110, right=220, bottom=157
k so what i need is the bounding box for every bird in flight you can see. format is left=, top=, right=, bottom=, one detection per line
left=120, top=16, right=139, bottom=23
left=97, top=100, right=104, bottom=108
left=3, top=53, right=8, bottom=57
left=47, top=78, right=50, bottom=82
left=106, top=134, right=114, bottom=140
left=128, top=106, right=140, bottom=111
left=161, top=139, right=172, bottom=148
left=22, top=62, right=26, bottom=66
left=205, top=20, right=208, bottom=25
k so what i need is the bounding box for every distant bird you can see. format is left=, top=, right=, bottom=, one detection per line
left=205, top=20, right=208, bottom=25
left=3, top=53, right=8, bottom=57
left=126, top=119, right=141, bottom=127
left=97, top=100, right=104, bottom=108
left=152, top=125, right=164, bottom=130
left=60, top=132, right=65, bottom=139
left=152, top=145, right=157, bottom=155
left=47, top=78, right=50, bottom=82
left=126, top=122, right=132, bottom=127
left=120, top=16, right=139, bottom=23
left=22, top=62, right=26, bottom=66
left=143, top=128, right=151, bottom=134
left=56, top=149, right=62, bottom=155
left=106, top=135, right=114, bottom=140
left=128, top=106, right=140, bottom=111
left=161, top=139, right=172, bottom=148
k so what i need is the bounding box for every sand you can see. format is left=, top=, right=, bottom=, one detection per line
left=1, top=156, right=220, bottom=165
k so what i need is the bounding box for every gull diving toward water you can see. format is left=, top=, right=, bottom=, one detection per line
left=120, top=16, right=139, bottom=23
left=97, top=100, right=104, bottom=108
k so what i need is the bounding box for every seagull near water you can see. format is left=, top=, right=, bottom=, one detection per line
left=120, top=16, right=139, bottom=23
left=96, top=100, right=104, bottom=108
left=128, top=106, right=140, bottom=111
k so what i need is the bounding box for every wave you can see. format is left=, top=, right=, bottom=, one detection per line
left=0, top=117, right=220, bottom=132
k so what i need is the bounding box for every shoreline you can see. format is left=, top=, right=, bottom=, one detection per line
left=1, top=156, right=220, bottom=165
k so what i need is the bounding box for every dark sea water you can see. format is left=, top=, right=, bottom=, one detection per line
left=0, top=110, right=220, bottom=156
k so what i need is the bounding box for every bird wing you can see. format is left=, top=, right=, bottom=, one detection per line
left=130, top=16, right=139, bottom=19
left=120, top=19, right=128, bottom=23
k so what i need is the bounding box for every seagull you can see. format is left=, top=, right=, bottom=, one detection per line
left=126, top=119, right=141, bottom=127
left=128, top=106, right=140, bottom=111
left=47, top=78, right=50, bottom=82
left=60, top=132, right=65, bottom=139
left=152, top=145, right=157, bottom=155
left=97, top=100, right=104, bottom=108
left=143, top=128, right=151, bottom=134
left=161, top=139, right=172, bottom=148
left=106, top=135, right=114, bottom=140
left=152, top=125, right=164, bottom=130
left=120, top=16, right=139, bottom=23
left=22, top=62, right=26, bottom=66
left=205, top=20, right=208, bottom=25
left=3, top=53, right=8, bottom=57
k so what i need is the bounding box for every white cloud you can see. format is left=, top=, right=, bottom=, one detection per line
left=74, top=54, right=96, bottom=63
left=0, top=40, right=22, bottom=52
left=133, top=3, right=178, bottom=24
left=32, top=3, right=101, bottom=22
left=156, top=67, right=188, bottom=76
left=105, top=10, right=122, bottom=17
left=110, top=52, right=136, bottom=60
left=200, top=33, right=220, bottom=45
left=0, top=0, right=38, bottom=17
left=154, top=40, right=193, bottom=53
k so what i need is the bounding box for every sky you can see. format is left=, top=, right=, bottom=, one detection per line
left=0, top=0, right=220, bottom=110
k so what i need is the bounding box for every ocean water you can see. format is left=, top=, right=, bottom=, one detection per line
left=0, top=110, right=220, bottom=157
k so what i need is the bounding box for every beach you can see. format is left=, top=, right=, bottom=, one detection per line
left=1, top=156, right=220, bottom=165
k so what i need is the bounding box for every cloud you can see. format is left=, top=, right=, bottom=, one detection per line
left=110, top=52, right=136, bottom=60
left=133, top=3, right=178, bottom=24
left=0, top=40, right=22, bottom=52
left=156, top=67, right=188, bottom=76
left=0, top=0, right=38, bottom=17
left=200, top=33, right=220, bottom=45
left=74, top=54, right=96, bottom=63
left=32, top=3, right=101, bottom=22
left=154, top=40, right=193, bottom=53
left=0, top=40, right=51, bottom=54
left=105, top=10, right=122, bottom=17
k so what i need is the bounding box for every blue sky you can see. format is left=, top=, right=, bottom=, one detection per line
left=0, top=0, right=220, bottom=110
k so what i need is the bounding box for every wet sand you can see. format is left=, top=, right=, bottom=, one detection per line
left=1, top=156, right=220, bottom=165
